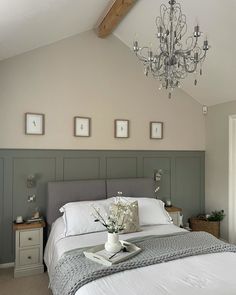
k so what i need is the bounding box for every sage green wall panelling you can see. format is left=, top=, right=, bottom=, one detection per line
left=0, top=149, right=204, bottom=264
left=106, top=157, right=138, bottom=179
left=0, top=158, right=4, bottom=264
left=63, top=158, right=101, bottom=180
left=172, top=156, right=205, bottom=220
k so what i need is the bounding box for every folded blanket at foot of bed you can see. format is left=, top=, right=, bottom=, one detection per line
left=50, top=231, right=236, bottom=295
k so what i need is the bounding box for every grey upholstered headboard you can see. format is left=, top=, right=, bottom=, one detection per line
left=47, top=178, right=155, bottom=228
left=47, top=179, right=106, bottom=228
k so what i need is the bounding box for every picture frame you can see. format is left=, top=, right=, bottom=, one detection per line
left=150, top=121, right=163, bottom=139
left=25, top=113, right=45, bottom=135
left=74, top=116, right=91, bottom=137
left=114, top=119, right=129, bottom=138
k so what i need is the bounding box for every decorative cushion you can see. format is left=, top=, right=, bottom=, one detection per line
left=124, top=197, right=172, bottom=226
left=110, top=200, right=140, bottom=234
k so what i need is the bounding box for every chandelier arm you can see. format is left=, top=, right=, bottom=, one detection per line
left=183, top=56, right=198, bottom=73
left=155, top=52, right=165, bottom=71
left=180, top=36, right=198, bottom=54
left=160, top=38, right=167, bottom=53
left=199, top=50, right=207, bottom=62
left=136, top=47, right=152, bottom=62
left=135, top=52, right=148, bottom=63
left=160, top=4, right=168, bottom=32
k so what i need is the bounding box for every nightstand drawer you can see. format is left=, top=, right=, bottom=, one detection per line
left=19, top=229, right=40, bottom=247
left=19, top=248, right=40, bottom=266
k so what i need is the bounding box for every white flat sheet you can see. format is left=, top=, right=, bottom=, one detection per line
left=45, top=218, right=236, bottom=295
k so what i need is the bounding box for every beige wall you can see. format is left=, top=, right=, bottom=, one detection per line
left=0, top=30, right=205, bottom=150
left=206, top=100, right=236, bottom=240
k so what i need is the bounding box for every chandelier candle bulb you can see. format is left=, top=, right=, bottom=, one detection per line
left=194, top=25, right=201, bottom=38
left=203, top=39, right=209, bottom=51
left=133, top=41, right=139, bottom=52
left=148, top=51, right=153, bottom=61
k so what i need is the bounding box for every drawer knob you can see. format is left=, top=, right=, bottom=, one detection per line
left=28, top=237, right=32, bottom=241
left=28, top=256, right=32, bottom=259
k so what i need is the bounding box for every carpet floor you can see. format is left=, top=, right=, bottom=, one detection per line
left=0, top=268, right=52, bottom=295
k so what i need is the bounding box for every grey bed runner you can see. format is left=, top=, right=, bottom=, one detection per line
left=50, top=232, right=236, bottom=295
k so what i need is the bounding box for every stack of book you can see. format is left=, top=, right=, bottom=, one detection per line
left=26, top=217, right=44, bottom=223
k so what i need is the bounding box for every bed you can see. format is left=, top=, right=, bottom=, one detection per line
left=44, top=178, right=236, bottom=295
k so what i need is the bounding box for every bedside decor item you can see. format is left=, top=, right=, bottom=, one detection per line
left=165, top=199, right=172, bottom=207
left=133, top=0, right=210, bottom=99
left=25, top=113, right=45, bottom=135
left=26, top=207, right=43, bottom=223
left=13, top=220, right=45, bottom=278
left=114, top=119, right=129, bottom=138
left=150, top=122, right=163, bottom=139
left=16, top=216, right=23, bottom=224
left=74, top=116, right=91, bottom=137
left=189, top=210, right=225, bottom=239
left=207, top=210, right=225, bottom=222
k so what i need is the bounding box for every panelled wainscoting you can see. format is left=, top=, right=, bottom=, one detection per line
left=0, top=149, right=205, bottom=264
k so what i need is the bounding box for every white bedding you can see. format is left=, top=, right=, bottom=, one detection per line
left=45, top=218, right=236, bottom=295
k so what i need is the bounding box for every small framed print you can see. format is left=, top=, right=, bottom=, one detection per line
left=150, top=121, right=163, bottom=139
left=25, top=113, right=45, bottom=135
left=74, top=116, right=91, bottom=137
left=115, top=119, right=129, bottom=138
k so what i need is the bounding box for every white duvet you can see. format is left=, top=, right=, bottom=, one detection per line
left=44, top=218, right=236, bottom=295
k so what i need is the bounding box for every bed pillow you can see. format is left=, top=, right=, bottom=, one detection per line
left=122, top=197, right=172, bottom=226
left=110, top=200, right=140, bottom=234
left=59, top=199, right=112, bottom=236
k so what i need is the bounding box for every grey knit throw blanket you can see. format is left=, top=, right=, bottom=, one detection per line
left=50, top=232, right=236, bottom=295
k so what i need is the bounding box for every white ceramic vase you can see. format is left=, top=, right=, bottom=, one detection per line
left=105, top=232, right=122, bottom=253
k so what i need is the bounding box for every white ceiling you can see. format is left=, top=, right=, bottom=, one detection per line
left=0, top=0, right=235, bottom=106
left=0, top=0, right=109, bottom=59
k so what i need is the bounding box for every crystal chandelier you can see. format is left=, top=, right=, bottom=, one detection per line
left=133, top=0, right=210, bottom=98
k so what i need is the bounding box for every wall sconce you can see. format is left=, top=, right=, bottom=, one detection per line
left=28, top=194, right=36, bottom=203
left=154, top=169, right=163, bottom=194
left=154, top=169, right=163, bottom=182
left=26, top=174, right=36, bottom=188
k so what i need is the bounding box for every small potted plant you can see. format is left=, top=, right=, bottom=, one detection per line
left=206, top=210, right=225, bottom=222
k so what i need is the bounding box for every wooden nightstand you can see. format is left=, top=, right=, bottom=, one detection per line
left=165, top=206, right=182, bottom=227
left=13, top=221, right=45, bottom=278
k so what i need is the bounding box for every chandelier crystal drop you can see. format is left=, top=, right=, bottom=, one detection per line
left=133, top=0, right=210, bottom=98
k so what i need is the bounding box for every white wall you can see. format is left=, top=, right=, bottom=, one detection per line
left=206, top=100, right=236, bottom=240
left=0, top=30, right=205, bottom=150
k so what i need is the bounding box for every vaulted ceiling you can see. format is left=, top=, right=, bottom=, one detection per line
left=0, top=0, right=235, bottom=106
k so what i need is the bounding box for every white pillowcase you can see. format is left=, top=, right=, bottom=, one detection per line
left=120, top=197, right=172, bottom=226
left=59, top=199, right=112, bottom=236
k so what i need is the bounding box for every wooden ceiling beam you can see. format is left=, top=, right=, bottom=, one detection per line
left=96, top=0, right=137, bottom=38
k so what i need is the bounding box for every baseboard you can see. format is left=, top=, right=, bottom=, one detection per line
left=0, top=262, right=14, bottom=269
left=14, top=265, right=44, bottom=278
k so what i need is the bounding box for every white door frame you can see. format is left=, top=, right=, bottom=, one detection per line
left=228, top=115, right=236, bottom=243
